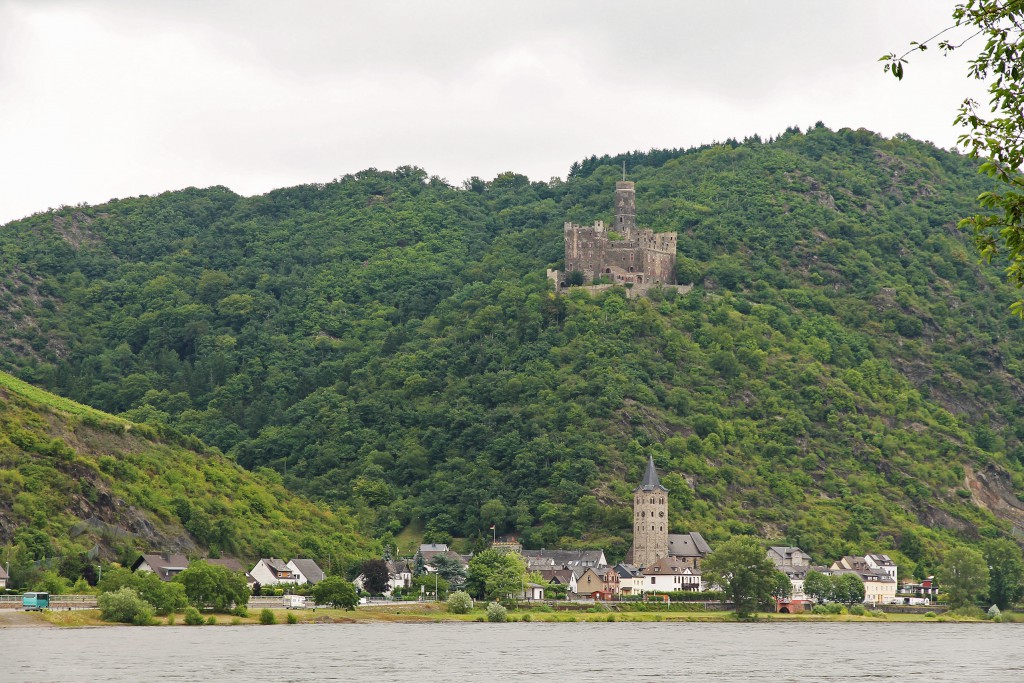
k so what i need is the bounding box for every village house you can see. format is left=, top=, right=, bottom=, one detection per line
left=0, top=564, right=8, bottom=589
left=250, top=558, right=298, bottom=586
left=574, top=566, right=620, bottom=597
left=614, top=563, right=644, bottom=595
left=286, top=559, right=325, bottom=585
left=767, top=546, right=813, bottom=601
left=520, top=549, right=607, bottom=571
left=537, top=568, right=577, bottom=594
left=131, top=553, right=190, bottom=581
left=641, top=556, right=702, bottom=592
left=828, top=556, right=899, bottom=605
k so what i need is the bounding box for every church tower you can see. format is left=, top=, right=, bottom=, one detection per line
left=632, top=455, right=668, bottom=568
left=614, top=180, right=637, bottom=235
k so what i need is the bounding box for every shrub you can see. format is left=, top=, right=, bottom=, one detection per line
left=98, top=587, right=154, bottom=625
left=988, top=604, right=1001, bottom=620
left=166, top=613, right=176, bottom=626
left=287, top=612, right=298, bottom=624
left=447, top=591, right=473, bottom=615
left=206, top=616, right=217, bottom=625
left=233, top=605, right=248, bottom=618
left=848, top=604, right=867, bottom=616
left=260, top=608, right=277, bottom=625
left=530, top=604, right=553, bottom=613
left=183, top=606, right=204, bottom=625
left=486, top=602, right=508, bottom=623
left=521, top=613, right=532, bottom=622
left=606, top=613, right=616, bottom=622
left=231, top=617, right=242, bottom=625
left=924, top=611, right=937, bottom=618
left=811, top=603, right=846, bottom=615
left=870, top=610, right=886, bottom=618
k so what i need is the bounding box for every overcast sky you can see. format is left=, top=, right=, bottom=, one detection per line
left=0, top=1, right=988, bottom=225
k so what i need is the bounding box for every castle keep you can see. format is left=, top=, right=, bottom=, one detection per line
left=552, top=181, right=677, bottom=289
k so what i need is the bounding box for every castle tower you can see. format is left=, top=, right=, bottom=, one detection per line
left=632, top=455, right=668, bottom=568
left=614, top=181, right=636, bottom=235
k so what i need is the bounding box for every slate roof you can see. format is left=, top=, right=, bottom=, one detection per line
left=132, top=553, right=191, bottom=581
left=538, top=569, right=574, bottom=585
left=207, top=558, right=246, bottom=573
left=289, top=558, right=325, bottom=584
left=667, top=532, right=712, bottom=558
left=634, top=455, right=669, bottom=493
left=642, top=556, right=700, bottom=576
left=259, top=558, right=290, bottom=573
left=768, top=546, right=812, bottom=565
left=519, top=549, right=605, bottom=568
left=614, top=563, right=641, bottom=579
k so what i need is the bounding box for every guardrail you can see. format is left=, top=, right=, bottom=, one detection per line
left=0, top=594, right=98, bottom=609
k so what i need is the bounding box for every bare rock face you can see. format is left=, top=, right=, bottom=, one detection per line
left=965, top=463, right=1024, bottom=536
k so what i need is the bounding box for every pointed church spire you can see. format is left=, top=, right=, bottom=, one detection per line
left=635, top=455, right=668, bottom=492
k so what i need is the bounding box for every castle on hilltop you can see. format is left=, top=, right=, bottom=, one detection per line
left=548, top=180, right=677, bottom=291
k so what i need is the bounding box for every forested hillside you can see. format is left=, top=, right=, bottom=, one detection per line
left=3, top=124, right=1024, bottom=578
left=0, top=370, right=371, bottom=584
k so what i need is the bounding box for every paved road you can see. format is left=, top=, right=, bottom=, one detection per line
left=0, top=610, right=53, bottom=628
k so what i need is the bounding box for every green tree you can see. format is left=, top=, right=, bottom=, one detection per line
left=883, top=2, right=1024, bottom=315
left=466, top=549, right=526, bottom=602
left=447, top=590, right=473, bottom=614
left=311, top=576, right=358, bottom=610
left=803, top=571, right=832, bottom=605
left=99, top=568, right=188, bottom=615
left=97, top=587, right=154, bottom=625
left=769, top=570, right=793, bottom=602
left=833, top=573, right=866, bottom=606
left=984, top=538, right=1024, bottom=609
left=937, top=546, right=990, bottom=609
left=430, top=554, right=467, bottom=590
left=701, top=536, right=780, bottom=618
left=173, top=560, right=250, bottom=612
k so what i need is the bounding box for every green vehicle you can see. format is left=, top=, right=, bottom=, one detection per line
left=21, top=592, right=50, bottom=611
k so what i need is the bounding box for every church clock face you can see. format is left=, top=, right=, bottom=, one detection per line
left=659, top=511, right=665, bottom=517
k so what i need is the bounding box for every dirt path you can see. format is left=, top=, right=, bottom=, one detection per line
left=0, top=610, right=54, bottom=628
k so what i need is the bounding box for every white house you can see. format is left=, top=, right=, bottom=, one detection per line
left=250, top=558, right=299, bottom=586
left=865, top=554, right=898, bottom=583
left=286, top=559, right=325, bottom=585
left=614, top=564, right=645, bottom=595
left=0, top=564, right=7, bottom=589
left=640, top=556, right=702, bottom=592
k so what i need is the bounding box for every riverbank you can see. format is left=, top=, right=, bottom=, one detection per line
left=0, top=603, right=1004, bottom=628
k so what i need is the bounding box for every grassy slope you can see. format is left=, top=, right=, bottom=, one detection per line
left=0, top=370, right=373, bottom=572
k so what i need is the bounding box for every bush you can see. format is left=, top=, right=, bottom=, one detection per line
left=447, top=591, right=473, bottom=615
left=606, top=613, right=616, bottom=622
left=183, top=606, right=204, bottom=625
left=287, top=612, right=298, bottom=624
left=98, top=587, right=154, bottom=625
left=924, top=611, right=937, bottom=618
left=486, top=602, right=508, bottom=623
left=521, top=613, right=532, bottom=622
left=848, top=604, right=867, bottom=616
left=530, top=604, right=553, bottom=613
left=166, top=613, right=176, bottom=626
left=233, top=605, right=248, bottom=618
left=988, top=604, right=1001, bottom=620
left=948, top=606, right=986, bottom=620
left=260, top=608, right=277, bottom=625
left=231, top=617, right=242, bottom=625
left=206, top=616, right=217, bottom=625
left=811, top=603, right=846, bottom=615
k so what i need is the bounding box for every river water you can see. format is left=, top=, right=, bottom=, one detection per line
left=5, top=622, right=1021, bottom=682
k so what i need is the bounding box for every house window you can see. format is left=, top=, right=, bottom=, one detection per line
left=651, top=577, right=656, bottom=584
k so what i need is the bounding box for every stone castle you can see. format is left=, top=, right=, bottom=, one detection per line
left=549, top=180, right=677, bottom=290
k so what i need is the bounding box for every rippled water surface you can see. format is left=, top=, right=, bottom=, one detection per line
left=6, top=622, right=1022, bottom=682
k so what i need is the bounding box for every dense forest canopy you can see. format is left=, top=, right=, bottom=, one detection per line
left=3, top=124, right=1024, bottom=577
